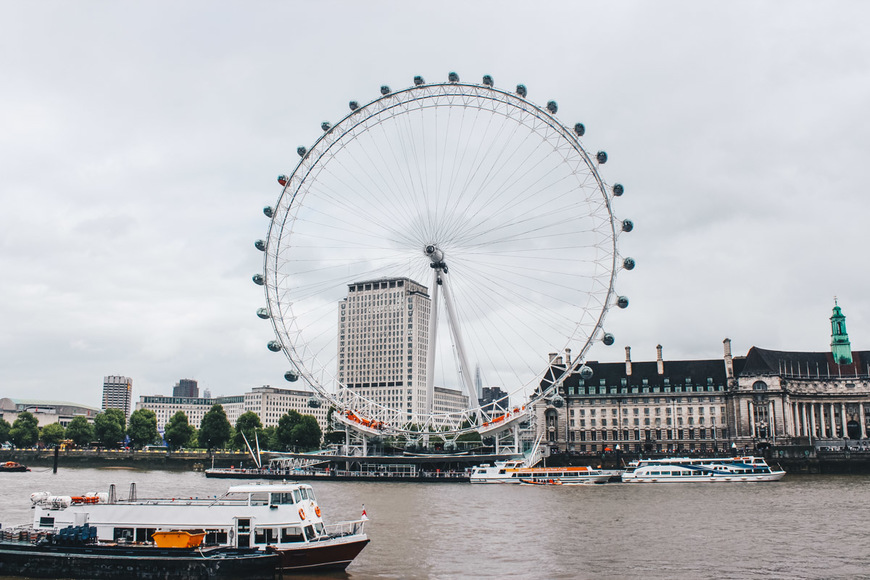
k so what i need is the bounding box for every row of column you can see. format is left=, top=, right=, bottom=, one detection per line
left=790, top=401, right=865, bottom=439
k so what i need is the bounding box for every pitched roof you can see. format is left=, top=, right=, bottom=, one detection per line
left=740, top=347, right=868, bottom=378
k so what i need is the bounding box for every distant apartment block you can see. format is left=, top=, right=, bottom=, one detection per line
left=102, top=376, right=133, bottom=418
left=337, top=278, right=432, bottom=422
left=172, top=379, right=199, bottom=398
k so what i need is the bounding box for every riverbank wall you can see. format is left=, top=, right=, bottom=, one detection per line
left=0, top=449, right=250, bottom=471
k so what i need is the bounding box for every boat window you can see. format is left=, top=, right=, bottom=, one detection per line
left=39, top=517, right=54, bottom=527
left=113, top=527, right=134, bottom=543
left=293, top=489, right=302, bottom=503
left=271, top=492, right=295, bottom=505
left=314, top=522, right=325, bottom=535
left=254, top=527, right=278, bottom=544
left=305, top=488, right=316, bottom=502
left=205, top=529, right=228, bottom=545
left=281, top=526, right=304, bottom=543
left=303, top=525, right=316, bottom=541
left=250, top=492, right=269, bottom=506
left=136, top=528, right=156, bottom=543
left=299, top=488, right=310, bottom=501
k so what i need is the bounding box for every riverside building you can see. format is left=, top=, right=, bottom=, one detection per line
left=337, top=278, right=434, bottom=422
left=102, top=376, right=133, bottom=418
left=535, top=301, right=869, bottom=454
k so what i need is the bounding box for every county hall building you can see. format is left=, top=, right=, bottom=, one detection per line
left=535, top=302, right=869, bottom=454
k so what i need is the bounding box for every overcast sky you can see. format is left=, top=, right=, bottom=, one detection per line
left=2, top=1, right=868, bottom=407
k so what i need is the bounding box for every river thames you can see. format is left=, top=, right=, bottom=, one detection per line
left=1, top=468, right=869, bottom=579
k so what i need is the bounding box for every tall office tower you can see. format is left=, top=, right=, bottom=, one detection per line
left=474, top=365, right=483, bottom=401
left=172, top=378, right=199, bottom=398
left=102, top=375, right=133, bottom=418
left=337, top=278, right=431, bottom=423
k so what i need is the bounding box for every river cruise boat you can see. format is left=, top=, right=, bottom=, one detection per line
left=470, top=459, right=612, bottom=484
left=19, top=481, right=368, bottom=574
left=620, top=456, right=786, bottom=483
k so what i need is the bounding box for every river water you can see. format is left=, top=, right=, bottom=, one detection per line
left=1, top=468, right=868, bottom=579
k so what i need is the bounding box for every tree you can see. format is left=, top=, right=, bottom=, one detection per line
left=94, top=410, right=126, bottom=448
left=65, top=416, right=94, bottom=446
left=233, top=411, right=264, bottom=451
left=291, top=415, right=322, bottom=451
left=9, top=412, right=39, bottom=448
left=164, top=411, right=195, bottom=450
left=199, top=404, right=231, bottom=450
left=128, top=409, right=159, bottom=448
left=0, top=417, right=11, bottom=444
left=275, top=410, right=302, bottom=451
left=40, top=422, right=65, bottom=446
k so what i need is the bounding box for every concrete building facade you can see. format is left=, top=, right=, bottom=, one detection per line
left=337, top=277, right=432, bottom=422
left=102, top=376, right=133, bottom=418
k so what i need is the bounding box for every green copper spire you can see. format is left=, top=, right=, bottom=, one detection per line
left=830, top=298, right=852, bottom=365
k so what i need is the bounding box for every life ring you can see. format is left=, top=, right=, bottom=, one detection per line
left=298, top=508, right=306, bottom=520
left=315, top=506, right=321, bottom=517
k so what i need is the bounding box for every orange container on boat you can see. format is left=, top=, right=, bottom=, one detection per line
left=151, top=530, right=206, bottom=548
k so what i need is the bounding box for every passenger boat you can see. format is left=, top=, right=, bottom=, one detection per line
left=470, top=459, right=612, bottom=484
left=0, top=461, right=30, bottom=472
left=4, top=481, right=368, bottom=575
left=620, top=456, right=786, bottom=483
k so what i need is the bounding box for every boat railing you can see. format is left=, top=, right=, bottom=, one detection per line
left=322, top=519, right=367, bottom=539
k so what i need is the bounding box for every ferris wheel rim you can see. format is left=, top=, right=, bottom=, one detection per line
left=260, top=77, right=625, bottom=436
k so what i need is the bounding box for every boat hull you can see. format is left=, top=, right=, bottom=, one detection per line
left=277, top=537, right=370, bottom=572
left=0, top=542, right=279, bottom=580
left=622, top=472, right=786, bottom=483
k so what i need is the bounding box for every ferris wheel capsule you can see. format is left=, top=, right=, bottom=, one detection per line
left=574, top=123, right=585, bottom=137
left=596, top=151, right=608, bottom=164
left=321, top=121, right=331, bottom=132
left=602, top=333, right=615, bottom=346
left=617, top=296, right=629, bottom=309
left=307, top=396, right=322, bottom=408
left=252, top=274, right=264, bottom=286
left=267, top=341, right=282, bottom=352
left=254, top=240, right=266, bottom=251
left=284, top=370, right=299, bottom=382
left=612, top=183, right=624, bottom=196
left=623, top=257, right=636, bottom=270
left=579, top=365, right=594, bottom=379
left=256, top=308, right=270, bottom=319
left=546, top=101, right=558, bottom=114
left=349, top=101, right=359, bottom=111
left=448, top=71, right=460, bottom=83
left=380, top=85, right=391, bottom=95
left=622, top=219, right=634, bottom=232
left=277, top=175, right=289, bottom=186
left=482, top=75, right=493, bottom=86
left=263, top=206, right=273, bottom=218
left=413, top=76, right=425, bottom=86
left=551, top=394, right=565, bottom=408
left=516, top=84, right=527, bottom=97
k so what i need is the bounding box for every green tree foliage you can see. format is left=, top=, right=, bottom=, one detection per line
left=39, top=422, right=65, bottom=446
left=10, top=412, right=40, bottom=448
left=293, top=415, right=322, bottom=451
left=0, top=417, right=11, bottom=444
left=261, top=426, right=277, bottom=450
left=128, top=409, right=159, bottom=449
left=233, top=411, right=264, bottom=451
left=65, top=416, right=94, bottom=446
left=94, top=410, right=126, bottom=448
left=164, top=411, right=195, bottom=450
left=199, top=404, right=232, bottom=450
left=274, top=411, right=322, bottom=451
left=274, top=410, right=302, bottom=451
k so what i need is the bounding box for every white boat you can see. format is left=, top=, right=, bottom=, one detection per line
left=470, top=460, right=612, bottom=484
left=620, top=456, right=786, bottom=483
left=25, top=481, right=369, bottom=573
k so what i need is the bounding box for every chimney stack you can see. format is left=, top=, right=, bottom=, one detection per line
left=565, top=348, right=572, bottom=367
left=625, top=346, right=632, bottom=376
left=723, top=338, right=734, bottom=379
left=656, top=344, right=664, bottom=375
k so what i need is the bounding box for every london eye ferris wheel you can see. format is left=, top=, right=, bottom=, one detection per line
left=253, top=73, right=634, bottom=437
